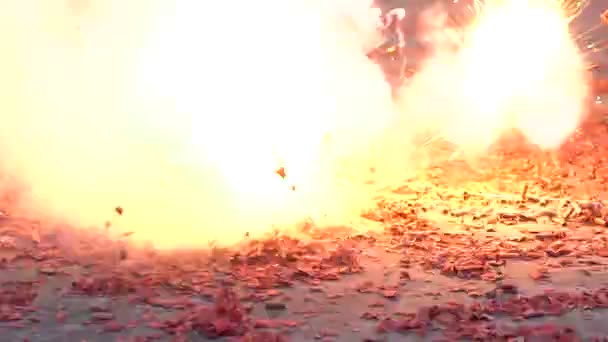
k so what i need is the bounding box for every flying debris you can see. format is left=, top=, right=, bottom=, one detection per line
left=380, top=8, right=406, bottom=52
left=366, top=7, right=408, bottom=89
left=274, top=167, right=296, bottom=191
left=275, top=167, right=287, bottom=179
left=367, top=8, right=407, bottom=62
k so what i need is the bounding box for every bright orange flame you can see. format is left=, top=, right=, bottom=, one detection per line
left=398, top=0, right=589, bottom=154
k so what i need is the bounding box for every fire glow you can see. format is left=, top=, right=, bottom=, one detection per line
left=0, top=0, right=591, bottom=249
left=397, top=0, right=589, bottom=156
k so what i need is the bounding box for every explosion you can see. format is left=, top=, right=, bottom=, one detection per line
left=0, top=0, right=401, bottom=249
left=397, top=0, right=589, bottom=155
left=0, top=0, right=592, bottom=249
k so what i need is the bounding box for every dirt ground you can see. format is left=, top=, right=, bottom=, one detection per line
left=0, top=105, right=608, bottom=342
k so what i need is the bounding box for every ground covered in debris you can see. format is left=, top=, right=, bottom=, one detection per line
left=3, top=109, right=608, bottom=341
